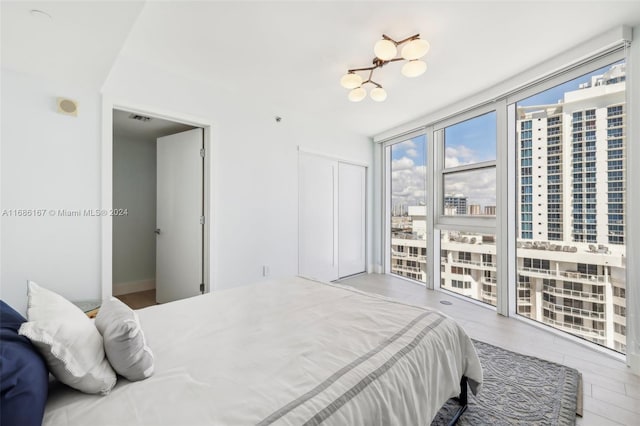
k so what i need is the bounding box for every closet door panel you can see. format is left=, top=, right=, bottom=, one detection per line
left=298, top=153, right=339, bottom=282
left=338, top=162, right=366, bottom=278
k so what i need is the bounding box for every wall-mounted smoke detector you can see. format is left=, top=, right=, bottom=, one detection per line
left=128, top=114, right=152, bottom=122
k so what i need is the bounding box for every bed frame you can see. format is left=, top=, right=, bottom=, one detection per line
left=446, top=376, right=469, bottom=426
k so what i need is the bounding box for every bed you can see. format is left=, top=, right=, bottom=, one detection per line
left=43, top=276, right=482, bottom=425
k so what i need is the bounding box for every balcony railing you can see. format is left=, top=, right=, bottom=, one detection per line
left=517, top=297, right=532, bottom=305
left=543, top=284, right=605, bottom=302
left=543, top=317, right=605, bottom=339
left=543, top=301, right=606, bottom=320
left=450, top=258, right=482, bottom=267
left=391, top=265, right=423, bottom=274
left=481, top=291, right=496, bottom=303
left=519, top=267, right=610, bottom=284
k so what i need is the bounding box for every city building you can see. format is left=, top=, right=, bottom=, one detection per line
left=444, top=194, right=468, bottom=215
left=469, top=204, right=482, bottom=215
left=392, top=63, right=627, bottom=353
left=516, top=63, right=626, bottom=352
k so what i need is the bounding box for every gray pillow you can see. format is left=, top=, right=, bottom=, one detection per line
left=95, top=298, right=154, bottom=381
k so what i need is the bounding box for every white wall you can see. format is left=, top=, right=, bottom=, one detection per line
left=1, top=69, right=102, bottom=314
left=0, top=53, right=373, bottom=313
left=112, top=132, right=156, bottom=290
left=102, top=55, right=373, bottom=293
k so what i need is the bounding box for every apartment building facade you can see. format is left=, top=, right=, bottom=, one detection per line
left=390, top=63, right=627, bottom=352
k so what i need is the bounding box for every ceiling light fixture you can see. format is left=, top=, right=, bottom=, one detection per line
left=340, top=34, right=430, bottom=102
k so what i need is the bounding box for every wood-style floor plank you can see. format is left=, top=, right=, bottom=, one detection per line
left=338, top=273, right=639, bottom=426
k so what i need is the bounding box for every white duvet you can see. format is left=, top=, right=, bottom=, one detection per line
left=44, top=276, right=482, bottom=425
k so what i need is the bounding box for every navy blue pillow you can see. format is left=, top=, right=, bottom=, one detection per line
left=1, top=300, right=49, bottom=426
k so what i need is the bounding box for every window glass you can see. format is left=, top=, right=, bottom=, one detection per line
left=516, top=60, right=627, bottom=353
left=440, top=231, right=497, bottom=306
left=442, top=111, right=497, bottom=217
left=444, top=111, right=497, bottom=167
left=443, top=169, right=496, bottom=216
left=389, top=135, right=427, bottom=284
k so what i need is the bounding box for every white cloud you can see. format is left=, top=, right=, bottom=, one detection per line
left=391, top=157, right=414, bottom=171
left=445, top=145, right=479, bottom=168
left=397, top=139, right=416, bottom=149
left=391, top=151, right=496, bottom=211
left=406, top=148, right=418, bottom=158
left=392, top=158, right=426, bottom=207
left=444, top=168, right=496, bottom=208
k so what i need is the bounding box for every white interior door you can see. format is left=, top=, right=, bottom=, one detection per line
left=156, top=128, right=203, bottom=303
left=298, top=153, right=339, bottom=282
left=338, top=162, right=366, bottom=278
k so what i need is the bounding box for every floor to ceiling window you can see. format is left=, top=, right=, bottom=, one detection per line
left=437, top=111, right=498, bottom=306
left=387, top=134, right=427, bottom=284
left=514, top=60, right=627, bottom=353
left=380, top=44, right=629, bottom=355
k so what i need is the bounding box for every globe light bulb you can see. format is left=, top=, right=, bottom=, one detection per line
left=401, top=39, right=430, bottom=60
left=374, top=39, right=397, bottom=61
left=340, top=73, right=363, bottom=89
left=348, top=87, right=367, bottom=102
left=370, top=87, right=387, bottom=102
left=402, top=60, right=427, bottom=78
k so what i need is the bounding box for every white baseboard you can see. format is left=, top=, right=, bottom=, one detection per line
left=113, top=279, right=155, bottom=296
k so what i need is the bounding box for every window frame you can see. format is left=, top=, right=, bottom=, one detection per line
left=434, top=103, right=500, bottom=232
left=382, top=128, right=433, bottom=288
left=432, top=102, right=508, bottom=313
left=377, top=40, right=632, bottom=360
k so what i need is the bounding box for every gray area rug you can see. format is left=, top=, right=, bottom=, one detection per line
left=431, top=340, right=581, bottom=426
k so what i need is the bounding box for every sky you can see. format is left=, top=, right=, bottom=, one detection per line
left=518, top=60, right=623, bottom=107
left=390, top=60, right=623, bottom=214
left=391, top=135, right=427, bottom=208
left=391, top=113, right=498, bottom=211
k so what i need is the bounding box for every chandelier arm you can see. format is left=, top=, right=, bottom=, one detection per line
left=348, top=56, right=404, bottom=74
left=382, top=33, right=420, bottom=45
left=348, top=65, right=378, bottom=73
left=396, top=34, right=420, bottom=45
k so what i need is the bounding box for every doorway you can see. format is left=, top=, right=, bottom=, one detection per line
left=111, top=108, right=207, bottom=306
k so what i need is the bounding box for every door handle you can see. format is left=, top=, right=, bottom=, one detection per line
left=155, top=228, right=161, bottom=235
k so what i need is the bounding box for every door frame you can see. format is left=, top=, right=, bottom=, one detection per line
left=101, top=97, right=214, bottom=300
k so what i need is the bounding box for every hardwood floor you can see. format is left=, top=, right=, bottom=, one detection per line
left=115, top=289, right=157, bottom=310
left=338, top=273, right=639, bottom=426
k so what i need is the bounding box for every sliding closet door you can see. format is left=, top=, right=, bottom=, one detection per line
left=338, top=163, right=366, bottom=277
left=298, top=153, right=339, bottom=282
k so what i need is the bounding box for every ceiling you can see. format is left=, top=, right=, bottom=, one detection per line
left=1, top=1, right=144, bottom=88
left=113, top=109, right=197, bottom=140
left=3, top=1, right=640, bottom=136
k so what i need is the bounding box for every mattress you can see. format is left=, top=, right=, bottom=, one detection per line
left=44, top=276, right=482, bottom=425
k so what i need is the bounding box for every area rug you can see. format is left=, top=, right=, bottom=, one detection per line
left=431, top=340, right=581, bottom=426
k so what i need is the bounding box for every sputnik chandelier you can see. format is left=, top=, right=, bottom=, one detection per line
left=340, top=34, right=430, bottom=102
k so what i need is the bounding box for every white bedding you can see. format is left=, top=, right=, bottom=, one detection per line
left=44, top=276, right=482, bottom=425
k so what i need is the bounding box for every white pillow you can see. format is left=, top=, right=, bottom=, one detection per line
left=18, top=281, right=116, bottom=395
left=95, top=297, right=154, bottom=381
